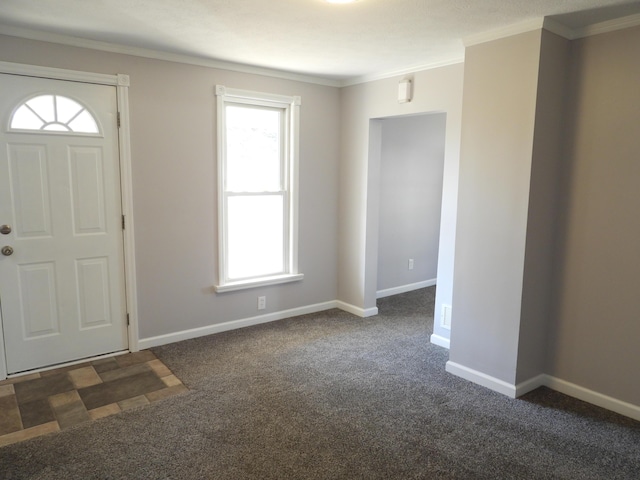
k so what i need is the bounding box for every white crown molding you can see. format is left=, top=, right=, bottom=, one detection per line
left=464, top=17, right=548, bottom=47
left=341, top=57, right=465, bottom=87
left=464, top=13, right=640, bottom=47
left=572, top=12, right=640, bottom=39
left=0, top=24, right=342, bottom=88
left=541, top=18, right=577, bottom=40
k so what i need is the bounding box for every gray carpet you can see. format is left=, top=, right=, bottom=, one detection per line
left=2, top=287, right=639, bottom=479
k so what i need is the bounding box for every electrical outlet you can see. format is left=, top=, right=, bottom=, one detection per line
left=408, top=258, right=414, bottom=270
left=258, top=296, right=266, bottom=310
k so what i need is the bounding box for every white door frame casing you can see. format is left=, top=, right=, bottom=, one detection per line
left=0, top=61, right=139, bottom=380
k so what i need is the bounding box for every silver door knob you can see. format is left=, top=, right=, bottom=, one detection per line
left=1, top=246, right=13, bottom=256
left=0, top=225, right=10, bottom=235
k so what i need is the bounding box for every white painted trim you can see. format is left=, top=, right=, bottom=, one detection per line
left=342, top=58, right=465, bottom=87
left=542, top=18, right=577, bottom=40
left=0, top=25, right=341, bottom=88
left=445, top=361, right=518, bottom=398
left=573, top=13, right=640, bottom=39
left=515, top=374, right=547, bottom=397
left=544, top=375, right=640, bottom=422
left=0, top=308, right=7, bottom=380
left=4, top=350, right=128, bottom=380
left=430, top=333, right=450, bottom=349
left=445, top=364, right=640, bottom=421
left=336, top=301, right=379, bottom=318
left=214, top=274, right=304, bottom=293
left=464, top=18, right=547, bottom=47
left=138, top=301, right=339, bottom=350
left=0, top=62, right=139, bottom=379
left=0, top=60, right=119, bottom=85
left=376, top=278, right=436, bottom=299
left=116, top=79, right=140, bottom=353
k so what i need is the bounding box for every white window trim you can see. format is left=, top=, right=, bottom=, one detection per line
left=214, top=85, right=303, bottom=293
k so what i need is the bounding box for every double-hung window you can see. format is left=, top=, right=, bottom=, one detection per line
left=214, top=86, right=303, bottom=292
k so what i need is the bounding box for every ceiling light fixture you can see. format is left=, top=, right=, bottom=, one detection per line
left=325, top=0, right=359, bottom=4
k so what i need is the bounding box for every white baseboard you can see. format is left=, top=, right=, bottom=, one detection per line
left=515, top=374, right=547, bottom=397
left=138, top=300, right=339, bottom=350
left=544, top=375, right=640, bottom=422
left=445, top=361, right=518, bottom=397
left=376, top=278, right=437, bottom=299
left=430, top=333, right=450, bottom=349
left=445, top=362, right=640, bottom=421
left=336, top=301, right=379, bottom=318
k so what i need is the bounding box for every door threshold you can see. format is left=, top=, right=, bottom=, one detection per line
left=6, top=350, right=130, bottom=379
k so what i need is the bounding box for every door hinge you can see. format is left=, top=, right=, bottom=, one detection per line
left=117, top=112, right=121, bottom=128
left=122, top=215, right=125, bottom=230
left=127, top=313, right=130, bottom=326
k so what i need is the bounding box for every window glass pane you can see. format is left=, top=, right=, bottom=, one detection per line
left=67, top=110, right=99, bottom=133
left=55, top=96, right=84, bottom=124
left=43, top=123, right=70, bottom=132
left=226, top=105, right=281, bottom=192
left=227, top=195, right=284, bottom=279
left=26, top=95, right=55, bottom=123
left=11, top=105, right=44, bottom=130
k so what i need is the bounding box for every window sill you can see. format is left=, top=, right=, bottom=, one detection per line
left=214, top=273, right=304, bottom=293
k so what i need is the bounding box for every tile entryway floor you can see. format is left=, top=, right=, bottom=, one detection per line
left=0, top=350, right=187, bottom=447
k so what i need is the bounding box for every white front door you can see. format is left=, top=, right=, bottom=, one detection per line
left=0, top=73, right=128, bottom=374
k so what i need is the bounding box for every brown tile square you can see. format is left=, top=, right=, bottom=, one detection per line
left=147, top=359, right=173, bottom=378
left=14, top=373, right=75, bottom=405
left=91, top=357, right=120, bottom=373
left=0, top=395, right=22, bottom=436
left=49, top=391, right=90, bottom=430
left=68, top=366, right=102, bottom=389
left=0, top=373, right=41, bottom=386
left=0, top=384, right=15, bottom=398
left=79, top=371, right=166, bottom=410
left=0, top=421, right=59, bottom=448
left=114, top=350, right=157, bottom=368
left=146, top=384, right=189, bottom=403
left=98, top=362, right=150, bottom=383
left=40, top=361, right=92, bottom=377
left=19, top=397, right=56, bottom=429
left=88, top=403, right=121, bottom=421
left=118, top=395, right=149, bottom=410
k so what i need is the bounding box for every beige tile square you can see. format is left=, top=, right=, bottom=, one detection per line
left=88, top=403, right=121, bottom=420
left=68, top=366, right=102, bottom=389
left=118, top=395, right=149, bottom=410
left=0, top=421, right=59, bottom=447
left=161, top=374, right=182, bottom=387
left=0, top=384, right=15, bottom=398
left=146, top=384, right=188, bottom=403
left=147, top=359, right=173, bottom=378
left=49, top=390, right=82, bottom=408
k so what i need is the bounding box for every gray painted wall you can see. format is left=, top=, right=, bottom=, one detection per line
left=3, top=21, right=640, bottom=412
left=0, top=35, right=341, bottom=340
left=339, top=65, right=464, bottom=341
left=517, top=31, right=570, bottom=383
left=377, top=114, right=445, bottom=294
left=549, top=25, right=640, bottom=405
left=449, top=31, right=542, bottom=384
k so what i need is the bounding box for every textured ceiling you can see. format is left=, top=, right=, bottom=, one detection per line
left=1, top=0, right=640, bottom=83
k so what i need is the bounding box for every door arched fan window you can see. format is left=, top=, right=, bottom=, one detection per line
left=10, top=94, right=100, bottom=134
